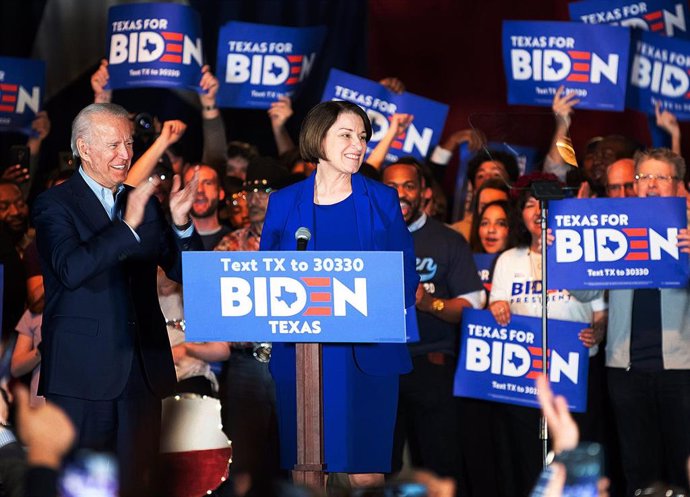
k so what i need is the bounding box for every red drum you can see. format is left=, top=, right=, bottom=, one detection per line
left=159, top=394, right=232, bottom=497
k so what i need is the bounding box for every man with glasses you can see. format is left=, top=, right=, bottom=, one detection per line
left=605, top=158, right=636, bottom=198
left=575, top=148, right=690, bottom=495
left=635, top=151, right=683, bottom=197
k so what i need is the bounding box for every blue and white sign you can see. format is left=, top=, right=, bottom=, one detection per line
left=627, top=30, right=690, bottom=119
left=183, top=251, right=407, bottom=343
left=570, top=0, right=689, bottom=38
left=474, top=253, right=499, bottom=293
left=454, top=309, right=589, bottom=412
left=0, top=57, right=44, bottom=134
left=216, top=22, right=326, bottom=109
left=106, top=3, right=203, bottom=91
left=503, top=21, right=631, bottom=110
left=321, top=69, right=449, bottom=163
left=547, top=197, right=689, bottom=289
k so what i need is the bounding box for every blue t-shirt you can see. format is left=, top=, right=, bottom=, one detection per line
left=411, top=217, right=483, bottom=357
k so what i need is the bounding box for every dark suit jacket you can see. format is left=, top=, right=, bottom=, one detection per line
left=32, top=172, right=200, bottom=400
left=260, top=172, right=418, bottom=374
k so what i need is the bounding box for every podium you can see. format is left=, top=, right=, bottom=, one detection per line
left=182, top=250, right=410, bottom=490
left=293, top=343, right=325, bottom=487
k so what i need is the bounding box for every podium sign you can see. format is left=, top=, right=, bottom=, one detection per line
left=182, top=251, right=407, bottom=343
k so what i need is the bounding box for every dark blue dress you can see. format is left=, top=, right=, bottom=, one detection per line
left=270, top=194, right=400, bottom=473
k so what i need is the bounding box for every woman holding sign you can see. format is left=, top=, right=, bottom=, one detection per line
left=488, top=172, right=607, bottom=497
left=260, top=101, right=418, bottom=487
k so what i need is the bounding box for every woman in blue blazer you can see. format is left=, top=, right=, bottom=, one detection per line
left=260, top=101, right=418, bottom=485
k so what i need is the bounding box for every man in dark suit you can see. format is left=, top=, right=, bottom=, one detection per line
left=32, top=103, right=200, bottom=496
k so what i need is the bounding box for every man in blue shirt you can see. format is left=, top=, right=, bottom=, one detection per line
left=32, top=103, right=201, bottom=497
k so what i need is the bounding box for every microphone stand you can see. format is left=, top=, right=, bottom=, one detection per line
left=530, top=180, right=564, bottom=469
left=292, top=230, right=325, bottom=489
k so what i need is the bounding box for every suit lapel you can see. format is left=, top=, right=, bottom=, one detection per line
left=70, top=172, right=113, bottom=233
left=352, top=174, right=373, bottom=250
left=295, top=173, right=316, bottom=250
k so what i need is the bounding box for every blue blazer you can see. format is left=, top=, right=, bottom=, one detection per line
left=260, top=172, right=417, bottom=375
left=32, top=172, right=201, bottom=400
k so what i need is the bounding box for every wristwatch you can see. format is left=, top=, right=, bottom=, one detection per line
left=431, top=299, right=445, bottom=312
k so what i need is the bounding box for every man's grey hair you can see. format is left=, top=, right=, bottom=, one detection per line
left=633, top=147, right=686, bottom=181
left=71, top=103, right=131, bottom=159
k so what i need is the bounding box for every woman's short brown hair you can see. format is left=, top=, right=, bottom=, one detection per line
left=299, top=101, right=372, bottom=164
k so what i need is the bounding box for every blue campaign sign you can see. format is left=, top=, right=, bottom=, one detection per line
left=569, top=0, right=689, bottom=38
left=627, top=30, right=690, bottom=119
left=473, top=253, right=499, bottom=293
left=547, top=197, right=689, bottom=289
left=321, top=69, right=449, bottom=163
left=454, top=309, right=589, bottom=412
left=216, top=22, right=326, bottom=109
left=0, top=57, right=44, bottom=134
left=503, top=21, right=631, bottom=111
left=106, top=3, right=203, bottom=91
left=182, top=251, right=407, bottom=343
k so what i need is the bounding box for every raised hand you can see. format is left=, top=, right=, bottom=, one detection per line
left=552, top=85, right=580, bottom=128
left=268, top=96, right=294, bottom=128
left=199, top=64, right=220, bottom=109
left=124, top=176, right=159, bottom=230
left=389, top=113, right=413, bottom=138
left=169, top=165, right=199, bottom=227
left=91, top=59, right=112, bottom=103
left=30, top=111, right=51, bottom=142
left=655, top=101, right=680, bottom=138
left=536, top=374, right=579, bottom=454
left=379, top=76, right=405, bottom=94
left=158, top=120, right=187, bottom=147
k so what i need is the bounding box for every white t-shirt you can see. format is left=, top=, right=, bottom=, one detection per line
left=490, top=247, right=607, bottom=356
left=157, top=269, right=219, bottom=391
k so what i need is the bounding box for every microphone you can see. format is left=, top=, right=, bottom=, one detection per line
left=295, top=227, right=311, bottom=251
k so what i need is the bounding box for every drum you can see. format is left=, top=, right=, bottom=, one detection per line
left=159, top=393, right=232, bottom=497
